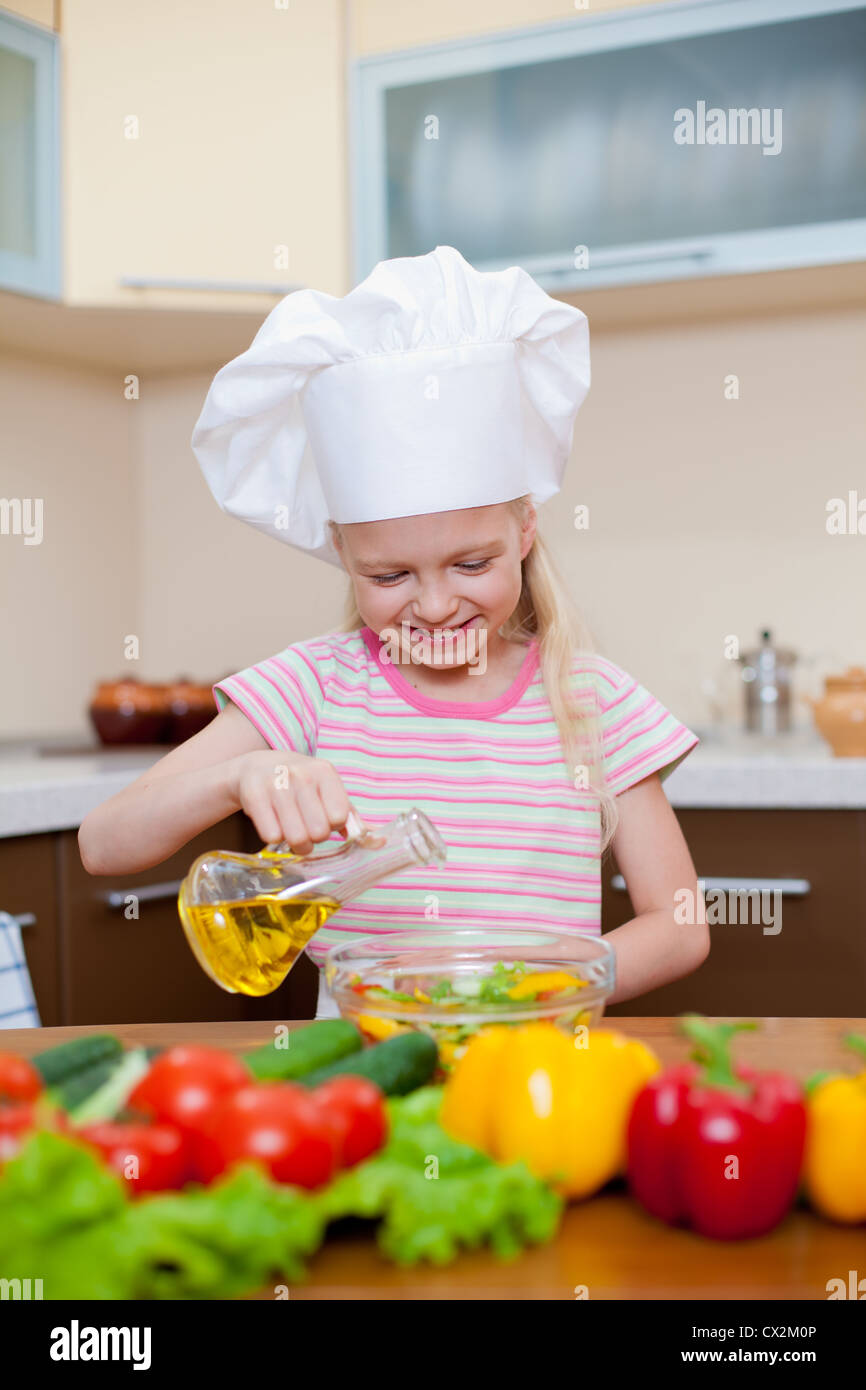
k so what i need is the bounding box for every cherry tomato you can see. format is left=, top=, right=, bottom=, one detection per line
left=194, top=1083, right=339, bottom=1189
left=0, top=1053, right=43, bottom=1103
left=128, top=1045, right=249, bottom=1135
left=79, top=1121, right=191, bottom=1195
left=310, top=1077, right=387, bottom=1169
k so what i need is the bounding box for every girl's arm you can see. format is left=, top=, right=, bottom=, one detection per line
left=78, top=702, right=353, bottom=876
left=602, top=773, right=709, bottom=1005
left=78, top=703, right=265, bottom=875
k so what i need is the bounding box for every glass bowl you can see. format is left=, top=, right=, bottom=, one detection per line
left=324, top=928, right=616, bottom=1071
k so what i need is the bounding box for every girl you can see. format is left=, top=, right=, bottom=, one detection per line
left=79, top=246, right=706, bottom=1019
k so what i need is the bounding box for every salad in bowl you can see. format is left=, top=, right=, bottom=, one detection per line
left=325, top=928, right=616, bottom=1070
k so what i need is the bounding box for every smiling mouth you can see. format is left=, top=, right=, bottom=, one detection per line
left=409, top=616, right=478, bottom=637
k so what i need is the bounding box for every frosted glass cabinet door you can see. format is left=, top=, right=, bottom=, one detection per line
left=355, top=0, right=866, bottom=290
left=0, top=14, right=59, bottom=298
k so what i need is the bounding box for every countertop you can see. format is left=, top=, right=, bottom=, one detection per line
left=2, top=729, right=866, bottom=839
left=3, top=1015, right=863, bottom=1300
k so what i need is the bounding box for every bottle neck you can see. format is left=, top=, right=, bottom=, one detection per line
left=322, top=810, right=445, bottom=905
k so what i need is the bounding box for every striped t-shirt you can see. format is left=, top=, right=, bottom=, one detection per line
left=213, top=626, right=698, bottom=966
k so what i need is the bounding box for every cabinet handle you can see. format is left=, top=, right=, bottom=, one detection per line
left=104, top=881, right=183, bottom=910
left=610, top=875, right=811, bottom=896
left=4, top=912, right=36, bottom=928
left=119, top=276, right=304, bottom=294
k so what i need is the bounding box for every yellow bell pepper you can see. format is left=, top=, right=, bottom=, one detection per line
left=803, top=1034, right=866, bottom=1224
left=440, top=1021, right=660, bottom=1199
left=355, top=1014, right=410, bottom=1042
left=507, top=971, right=587, bottom=1000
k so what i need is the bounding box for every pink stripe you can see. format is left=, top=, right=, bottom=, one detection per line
left=293, top=646, right=329, bottom=701
left=214, top=677, right=287, bottom=749
left=441, top=836, right=600, bottom=856
left=613, top=729, right=697, bottom=785
left=319, top=716, right=566, bottom=746
left=319, top=762, right=591, bottom=788
left=604, top=691, right=658, bottom=741
left=266, top=657, right=320, bottom=733
left=305, top=912, right=603, bottom=958
left=605, top=704, right=668, bottom=759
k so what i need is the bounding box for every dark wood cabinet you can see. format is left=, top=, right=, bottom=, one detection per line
left=603, top=808, right=866, bottom=1018
left=0, top=834, right=63, bottom=1026
left=1, top=817, right=318, bottom=1029
left=3, top=805, right=864, bottom=1027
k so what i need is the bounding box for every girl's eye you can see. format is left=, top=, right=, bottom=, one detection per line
left=370, top=560, right=489, bottom=586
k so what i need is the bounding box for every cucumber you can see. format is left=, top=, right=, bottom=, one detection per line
left=68, top=1049, right=152, bottom=1126
left=32, top=1034, right=123, bottom=1087
left=243, top=1019, right=362, bottom=1082
left=300, top=1030, right=438, bottom=1096
left=53, top=1057, right=123, bottom=1112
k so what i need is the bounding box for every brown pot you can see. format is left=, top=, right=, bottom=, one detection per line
left=164, top=679, right=217, bottom=743
left=88, top=679, right=171, bottom=745
left=806, top=667, right=866, bottom=757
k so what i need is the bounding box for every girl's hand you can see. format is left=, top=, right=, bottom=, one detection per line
left=227, top=750, right=355, bottom=855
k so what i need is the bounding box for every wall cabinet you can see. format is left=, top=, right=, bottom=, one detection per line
left=2, top=1, right=347, bottom=310
left=0, top=11, right=59, bottom=297
left=603, top=808, right=866, bottom=1018
left=356, top=0, right=866, bottom=293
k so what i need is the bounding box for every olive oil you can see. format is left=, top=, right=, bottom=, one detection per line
left=176, top=809, right=447, bottom=996
left=178, top=892, right=338, bottom=996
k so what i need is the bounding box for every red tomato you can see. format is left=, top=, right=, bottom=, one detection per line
left=194, top=1083, right=339, bottom=1189
left=128, top=1045, right=249, bottom=1135
left=79, top=1121, right=191, bottom=1195
left=0, top=1053, right=43, bottom=1103
left=0, top=1100, right=69, bottom=1171
left=310, top=1077, right=387, bottom=1169
left=0, top=1102, right=36, bottom=1162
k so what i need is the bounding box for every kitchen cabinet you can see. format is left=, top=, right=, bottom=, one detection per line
left=603, top=808, right=866, bottom=1018
left=0, top=816, right=319, bottom=1029
left=0, top=11, right=60, bottom=297
left=0, top=832, right=62, bottom=1025
left=356, top=0, right=866, bottom=293
left=2, top=0, right=347, bottom=310
left=4, top=803, right=864, bottom=1028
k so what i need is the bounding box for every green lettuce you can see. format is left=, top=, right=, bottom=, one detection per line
left=0, top=1087, right=562, bottom=1298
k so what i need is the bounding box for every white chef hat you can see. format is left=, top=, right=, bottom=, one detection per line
left=191, top=245, right=590, bottom=568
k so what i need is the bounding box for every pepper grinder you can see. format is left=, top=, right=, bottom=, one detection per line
left=737, top=629, right=797, bottom=735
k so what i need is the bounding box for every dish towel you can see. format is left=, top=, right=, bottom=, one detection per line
left=0, top=911, right=42, bottom=1029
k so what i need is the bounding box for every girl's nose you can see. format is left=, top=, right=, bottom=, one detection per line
left=411, top=594, right=461, bottom=626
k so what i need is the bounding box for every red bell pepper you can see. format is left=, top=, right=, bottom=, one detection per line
left=626, top=1016, right=806, bottom=1240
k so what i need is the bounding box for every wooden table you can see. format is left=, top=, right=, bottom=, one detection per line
left=5, top=1016, right=864, bottom=1300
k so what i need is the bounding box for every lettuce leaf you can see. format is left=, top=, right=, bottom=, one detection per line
left=0, top=1087, right=562, bottom=1297
left=317, top=1087, right=562, bottom=1265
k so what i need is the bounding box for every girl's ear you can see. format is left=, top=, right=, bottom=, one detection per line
left=519, top=501, right=538, bottom=560
left=328, top=519, right=349, bottom=573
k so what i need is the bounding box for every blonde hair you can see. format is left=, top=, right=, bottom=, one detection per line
left=327, top=496, right=619, bottom=853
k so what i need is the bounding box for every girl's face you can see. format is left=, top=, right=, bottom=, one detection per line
left=334, top=502, right=537, bottom=668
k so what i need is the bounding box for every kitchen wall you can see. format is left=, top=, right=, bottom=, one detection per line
left=2, top=0, right=865, bottom=739
left=0, top=353, right=137, bottom=734
left=132, top=303, right=866, bottom=733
